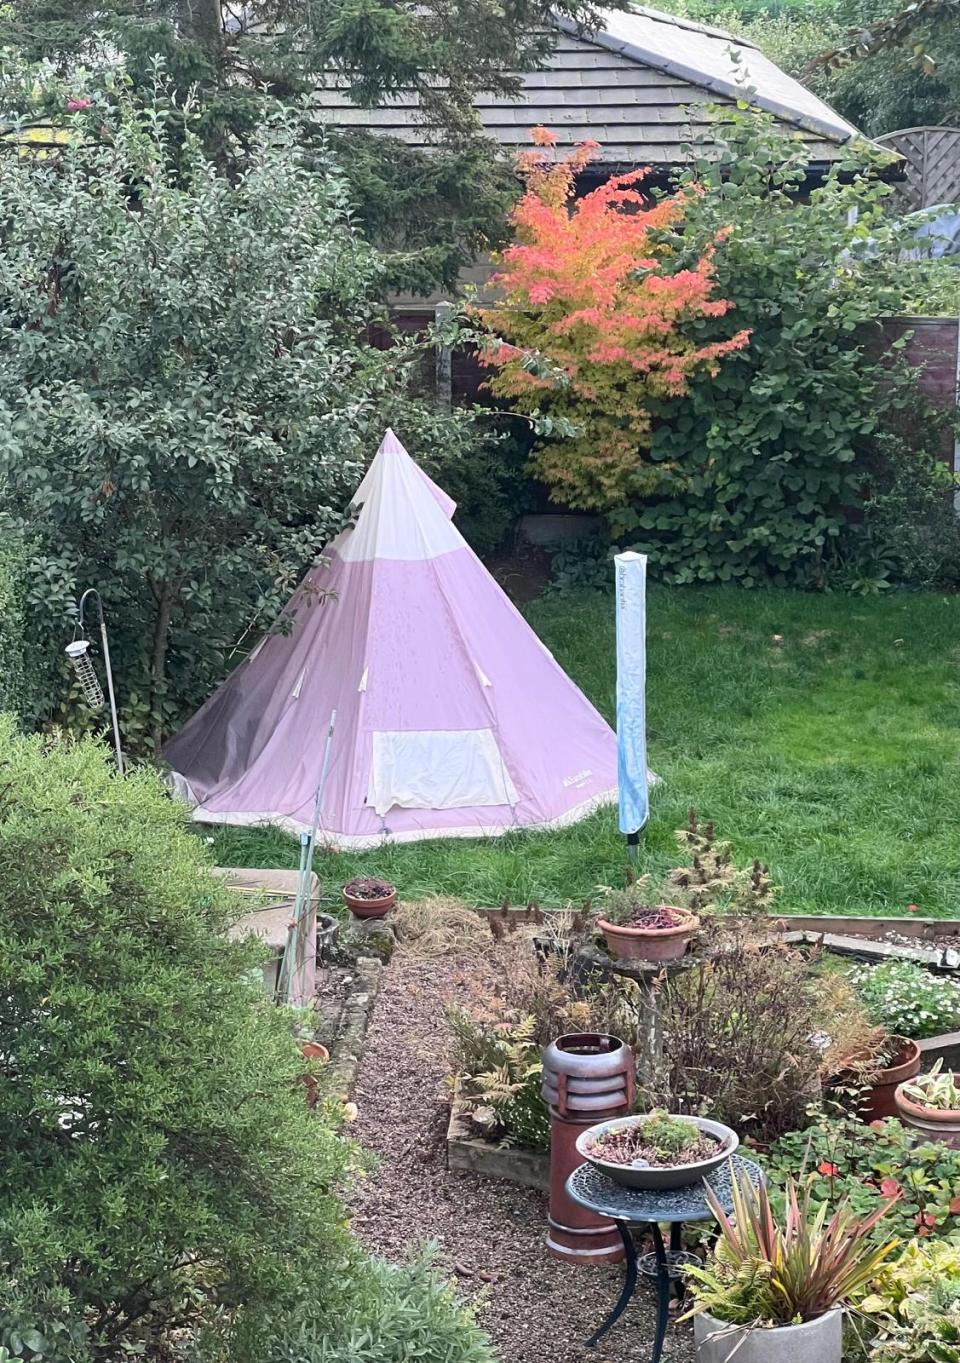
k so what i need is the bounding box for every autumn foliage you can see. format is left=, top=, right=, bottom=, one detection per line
left=477, top=130, right=749, bottom=510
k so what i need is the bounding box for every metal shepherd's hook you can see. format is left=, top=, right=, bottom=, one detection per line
left=65, top=589, right=125, bottom=774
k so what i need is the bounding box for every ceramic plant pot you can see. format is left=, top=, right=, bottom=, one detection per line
left=859, top=1037, right=921, bottom=1122
left=299, top=1040, right=330, bottom=1109
left=576, top=1114, right=738, bottom=1190
left=596, top=907, right=699, bottom=963
left=343, top=881, right=396, bottom=919
left=827, top=1036, right=922, bottom=1122
left=894, top=1085, right=960, bottom=1149
left=694, top=1307, right=842, bottom=1363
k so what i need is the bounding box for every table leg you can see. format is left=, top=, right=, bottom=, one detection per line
left=669, top=1222, right=686, bottom=1307
left=651, top=1224, right=670, bottom=1363
left=586, top=1222, right=637, bottom=1347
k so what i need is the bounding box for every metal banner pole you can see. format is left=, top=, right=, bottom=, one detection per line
left=614, top=553, right=649, bottom=864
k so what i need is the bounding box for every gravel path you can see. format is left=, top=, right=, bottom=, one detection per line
left=349, top=953, right=696, bottom=1363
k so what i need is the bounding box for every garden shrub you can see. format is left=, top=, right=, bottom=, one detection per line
left=647, top=919, right=821, bottom=1141
left=547, top=535, right=613, bottom=594
left=447, top=920, right=638, bottom=1149
left=0, top=721, right=354, bottom=1360
left=761, top=1112, right=960, bottom=1246
left=259, top=1250, right=495, bottom=1363
left=0, top=528, right=28, bottom=721
left=842, top=395, right=960, bottom=592
left=620, top=112, right=923, bottom=587
left=863, top=1240, right=960, bottom=1363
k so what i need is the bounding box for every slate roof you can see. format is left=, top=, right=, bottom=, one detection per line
left=313, top=4, right=865, bottom=170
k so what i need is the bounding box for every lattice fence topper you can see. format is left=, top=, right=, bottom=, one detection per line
left=876, top=126, right=960, bottom=211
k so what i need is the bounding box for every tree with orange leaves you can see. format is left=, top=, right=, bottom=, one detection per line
left=476, top=129, right=749, bottom=511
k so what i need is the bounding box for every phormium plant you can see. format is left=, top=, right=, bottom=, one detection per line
left=684, top=1168, right=898, bottom=1326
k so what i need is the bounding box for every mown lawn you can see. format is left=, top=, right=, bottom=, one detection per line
left=210, top=586, right=960, bottom=918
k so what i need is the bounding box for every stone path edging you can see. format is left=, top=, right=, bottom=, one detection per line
left=330, top=955, right=383, bottom=1098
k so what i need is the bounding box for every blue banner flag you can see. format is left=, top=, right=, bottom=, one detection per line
left=615, top=551, right=649, bottom=836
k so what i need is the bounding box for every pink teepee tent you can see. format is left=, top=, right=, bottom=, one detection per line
left=165, top=430, right=617, bottom=848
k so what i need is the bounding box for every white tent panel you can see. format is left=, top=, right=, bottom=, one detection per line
left=367, top=728, right=519, bottom=815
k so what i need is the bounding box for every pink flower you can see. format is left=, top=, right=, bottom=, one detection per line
left=67, top=98, right=92, bottom=112
left=907, top=903, right=920, bottom=914
left=879, top=1177, right=901, bottom=1198
left=817, top=1161, right=838, bottom=1177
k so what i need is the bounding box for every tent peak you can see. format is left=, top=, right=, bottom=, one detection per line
left=378, top=428, right=406, bottom=456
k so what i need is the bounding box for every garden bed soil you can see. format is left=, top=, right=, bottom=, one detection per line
left=350, top=952, right=696, bottom=1363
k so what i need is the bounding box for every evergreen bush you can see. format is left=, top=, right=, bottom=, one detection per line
left=623, top=112, right=918, bottom=587
left=0, top=530, right=27, bottom=720
left=0, top=722, right=353, bottom=1360
left=0, top=81, right=482, bottom=751
left=259, top=1251, right=495, bottom=1363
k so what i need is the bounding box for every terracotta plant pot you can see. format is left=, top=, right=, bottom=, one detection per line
left=894, top=1084, right=960, bottom=1149
left=343, top=879, right=396, bottom=919
left=299, top=1040, right=330, bottom=1109
left=829, top=1037, right=921, bottom=1123
left=541, top=1033, right=634, bottom=1264
left=596, top=907, right=699, bottom=963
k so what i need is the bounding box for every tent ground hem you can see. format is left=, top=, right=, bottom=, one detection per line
left=186, top=786, right=620, bottom=848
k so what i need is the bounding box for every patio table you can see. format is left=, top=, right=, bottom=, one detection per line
left=565, top=1155, right=764, bottom=1363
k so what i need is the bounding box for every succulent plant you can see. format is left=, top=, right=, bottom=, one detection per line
left=901, top=1059, right=960, bottom=1111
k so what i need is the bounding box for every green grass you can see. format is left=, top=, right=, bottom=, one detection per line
left=210, top=585, right=960, bottom=918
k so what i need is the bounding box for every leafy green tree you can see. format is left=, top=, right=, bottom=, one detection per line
left=502, top=113, right=928, bottom=586
left=619, top=113, right=918, bottom=586
left=0, top=720, right=353, bottom=1360
left=807, top=0, right=960, bottom=134
left=1, top=0, right=613, bottom=287
left=0, top=83, right=480, bottom=748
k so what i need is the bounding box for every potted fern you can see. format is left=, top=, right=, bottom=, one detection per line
left=684, top=1170, right=898, bottom=1363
